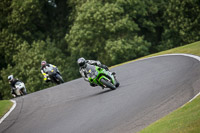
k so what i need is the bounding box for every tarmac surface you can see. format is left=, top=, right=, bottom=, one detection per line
left=1, top=55, right=200, bottom=133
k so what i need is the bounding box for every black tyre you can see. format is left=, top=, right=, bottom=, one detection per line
left=56, top=74, right=64, bottom=84
left=100, top=78, right=116, bottom=90
left=115, top=78, right=120, bottom=87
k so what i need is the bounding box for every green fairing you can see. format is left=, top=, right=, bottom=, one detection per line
left=86, top=64, right=116, bottom=88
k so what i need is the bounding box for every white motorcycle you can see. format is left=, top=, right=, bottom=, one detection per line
left=13, top=81, right=27, bottom=97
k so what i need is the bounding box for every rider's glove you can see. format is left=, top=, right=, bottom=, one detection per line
left=44, top=75, right=48, bottom=81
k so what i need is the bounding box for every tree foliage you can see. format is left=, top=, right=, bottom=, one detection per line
left=65, top=0, right=151, bottom=65
left=160, top=0, right=200, bottom=50
left=0, top=0, right=199, bottom=99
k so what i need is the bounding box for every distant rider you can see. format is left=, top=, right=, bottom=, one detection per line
left=77, top=57, right=115, bottom=87
left=40, top=61, right=60, bottom=82
left=8, top=75, right=27, bottom=97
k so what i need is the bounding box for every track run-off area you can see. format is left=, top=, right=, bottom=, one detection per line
left=1, top=54, right=200, bottom=133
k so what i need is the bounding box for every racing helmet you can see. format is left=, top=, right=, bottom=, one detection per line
left=41, top=61, right=47, bottom=67
left=77, top=57, right=86, bottom=67
left=8, top=75, right=14, bottom=81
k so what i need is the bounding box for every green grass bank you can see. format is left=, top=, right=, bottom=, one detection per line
left=138, top=41, right=200, bottom=133
left=0, top=100, right=13, bottom=119
left=139, top=96, right=200, bottom=133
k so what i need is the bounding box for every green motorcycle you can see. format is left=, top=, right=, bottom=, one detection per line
left=85, top=64, right=120, bottom=90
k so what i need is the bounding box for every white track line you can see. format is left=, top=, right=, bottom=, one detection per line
left=176, top=54, right=200, bottom=103
left=0, top=100, right=16, bottom=124
left=137, top=53, right=200, bottom=104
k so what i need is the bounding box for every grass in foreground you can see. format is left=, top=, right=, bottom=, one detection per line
left=139, top=96, right=200, bottom=133
left=0, top=100, right=13, bottom=119
left=137, top=41, right=200, bottom=133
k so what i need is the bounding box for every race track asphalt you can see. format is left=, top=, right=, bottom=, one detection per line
left=1, top=55, right=200, bottom=133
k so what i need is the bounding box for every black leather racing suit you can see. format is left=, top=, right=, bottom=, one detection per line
left=79, top=60, right=110, bottom=87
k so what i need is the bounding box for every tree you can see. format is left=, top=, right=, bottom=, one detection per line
left=161, top=0, right=200, bottom=49
left=0, top=39, right=68, bottom=99
left=8, top=0, right=46, bottom=41
left=104, top=36, right=151, bottom=65
left=66, top=0, right=151, bottom=65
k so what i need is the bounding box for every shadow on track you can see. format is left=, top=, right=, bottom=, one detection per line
left=74, top=89, right=115, bottom=102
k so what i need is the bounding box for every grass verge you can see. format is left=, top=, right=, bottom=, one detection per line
left=0, top=100, right=13, bottom=119
left=139, top=95, right=200, bottom=133
left=137, top=41, right=200, bottom=133
left=111, top=40, right=200, bottom=68
left=140, top=40, right=200, bottom=57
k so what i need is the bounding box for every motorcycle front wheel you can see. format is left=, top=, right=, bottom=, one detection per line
left=100, top=78, right=116, bottom=90
left=56, top=74, right=64, bottom=84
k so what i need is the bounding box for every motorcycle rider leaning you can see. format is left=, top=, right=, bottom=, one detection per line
left=77, top=57, right=115, bottom=88
left=40, top=61, right=60, bottom=82
left=8, top=75, right=27, bottom=97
